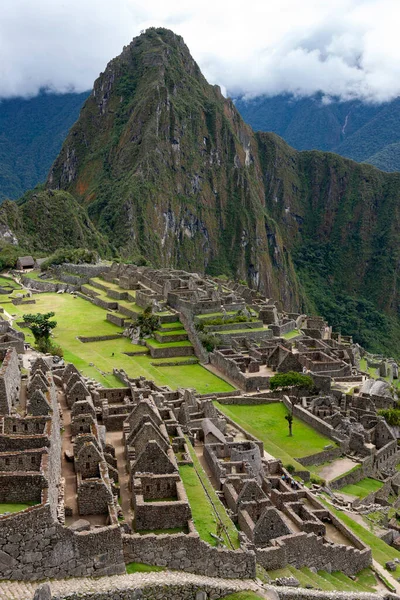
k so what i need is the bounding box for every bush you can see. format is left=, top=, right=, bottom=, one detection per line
left=378, top=408, right=400, bottom=427
left=41, top=248, right=98, bottom=271
left=199, top=332, right=221, bottom=352
left=286, top=464, right=296, bottom=474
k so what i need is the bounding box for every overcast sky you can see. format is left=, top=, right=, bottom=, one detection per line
left=1, top=0, right=399, bottom=103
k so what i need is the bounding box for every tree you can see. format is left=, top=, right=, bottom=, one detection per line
left=135, top=306, right=160, bottom=339
left=23, top=312, right=57, bottom=352
left=285, top=412, right=294, bottom=437
left=269, top=371, right=314, bottom=398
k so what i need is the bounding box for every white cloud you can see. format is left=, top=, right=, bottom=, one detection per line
left=0, top=0, right=399, bottom=103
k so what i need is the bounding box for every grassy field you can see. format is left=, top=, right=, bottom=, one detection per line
left=0, top=275, right=21, bottom=289
left=3, top=293, right=234, bottom=392
left=0, top=503, right=36, bottom=514
left=339, top=477, right=384, bottom=499
left=215, top=401, right=332, bottom=470
left=282, top=329, right=301, bottom=339
left=180, top=439, right=240, bottom=549
left=126, top=562, right=165, bottom=573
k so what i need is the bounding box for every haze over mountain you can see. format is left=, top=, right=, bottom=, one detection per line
left=235, top=94, right=400, bottom=173
left=1, top=27, right=400, bottom=357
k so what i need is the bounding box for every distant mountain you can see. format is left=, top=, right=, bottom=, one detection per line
left=0, top=91, right=89, bottom=201
left=235, top=94, right=400, bottom=172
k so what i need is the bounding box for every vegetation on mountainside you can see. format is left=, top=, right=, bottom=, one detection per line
left=236, top=93, right=400, bottom=172
left=40, top=247, right=98, bottom=270
left=0, top=189, right=109, bottom=254
left=293, top=241, right=400, bottom=356
left=0, top=91, right=89, bottom=201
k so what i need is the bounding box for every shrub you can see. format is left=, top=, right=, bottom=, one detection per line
left=41, top=248, right=98, bottom=270
left=199, top=332, right=221, bottom=352
left=286, top=464, right=296, bottom=474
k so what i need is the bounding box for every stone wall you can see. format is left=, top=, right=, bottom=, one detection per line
left=256, top=529, right=371, bottom=576
left=42, top=582, right=248, bottom=600
left=330, top=458, right=373, bottom=490
left=297, top=447, right=342, bottom=467
left=0, top=504, right=125, bottom=580
left=77, top=335, right=122, bottom=343
left=22, top=277, right=78, bottom=294
left=122, top=532, right=256, bottom=579
left=0, top=347, right=20, bottom=415
left=209, top=351, right=270, bottom=392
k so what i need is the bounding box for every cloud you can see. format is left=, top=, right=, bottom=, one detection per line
left=0, top=0, right=399, bottom=103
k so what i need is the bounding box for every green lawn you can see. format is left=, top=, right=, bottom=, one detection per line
left=0, top=503, right=36, bottom=514
left=0, top=275, right=21, bottom=289
left=180, top=439, right=240, bottom=549
left=215, top=402, right=334, bottom=471
left=267, top=565, right=376, bottom=593
left=126, top=562, right=165, bottom=573
left=282, top=329, right=301, bottom=339
left=340, top=477, right=384, bottom=499
left=4, top=293, right=234, bottom=393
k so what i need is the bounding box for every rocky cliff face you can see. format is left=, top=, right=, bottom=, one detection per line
left=44, top=27, right=400, bottom=354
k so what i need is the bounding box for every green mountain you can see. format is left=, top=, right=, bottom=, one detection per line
left=0, top=91, right=89, bottom=201
left=5, top=27, right=400, bottom=356
left=236, top=94, right=400, bottom=172
left=0, top=188, right=107, bottom=254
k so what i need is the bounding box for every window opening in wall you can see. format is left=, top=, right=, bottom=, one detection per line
left=12, top=425, right=16, bottom=432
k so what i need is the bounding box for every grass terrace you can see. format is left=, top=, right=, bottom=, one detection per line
left=3, top=292, right=234, bottom=393
left=215, top=401, right=334, bottom=471
left=0, top=275, right=21, bottom=289
left=339, top=477, right=384, bottom=499
left=126, top=562, right=165, bottom=573
left=282, top=329, right=302, bottom=339
left=0, top=502, right=37, bottom=514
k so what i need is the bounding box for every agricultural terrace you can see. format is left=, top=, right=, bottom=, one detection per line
left=1, top=292, right=234, bottom=392
left=215, top=401, right=334, bottom=471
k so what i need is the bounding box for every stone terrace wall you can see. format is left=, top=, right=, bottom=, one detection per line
left=122, top=532, right=256, bottom=579
left=256, top=530, right=371, bottom=576
left=329, top=458, right=373, bottom=490
left=50, top=583, right=243, bottom=600
left=0, top=504, right=125, bottom=580
left=210, top=351, right=270, bottom=392
left=0, top=347, right=20, bottom=415
left=297, top=447, right=342, bottom=467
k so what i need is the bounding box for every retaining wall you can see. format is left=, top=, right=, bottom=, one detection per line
left=122, top=532, right=256, bottom=579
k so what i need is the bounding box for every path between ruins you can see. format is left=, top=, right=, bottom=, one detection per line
left=0, top=571, right=274, bottom=600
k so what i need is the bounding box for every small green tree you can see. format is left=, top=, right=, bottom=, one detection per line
left=285, top=412, right=294, bottom=436
left=269, top=371, right=314, bottom=399
left=135, top=306, right=160, bottom=339
left=23, top=312, right=57, bottom=353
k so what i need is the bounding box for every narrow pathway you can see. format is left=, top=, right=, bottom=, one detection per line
left=0, top=570, right=272, bottom=600
left=59, top=389, right=78, bottom=523
left=106, top=430, right=133, bottom=524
